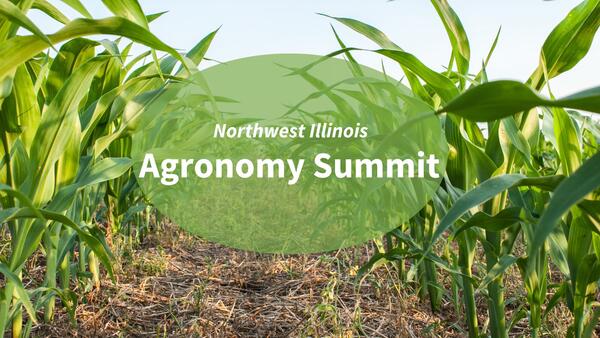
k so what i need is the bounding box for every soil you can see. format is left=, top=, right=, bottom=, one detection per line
left=29, top=224, right=464, bottom=337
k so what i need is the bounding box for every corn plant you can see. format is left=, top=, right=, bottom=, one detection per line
left=321, top=0, right=600, bottom=336
left=0, top=1, right=217, bottom=336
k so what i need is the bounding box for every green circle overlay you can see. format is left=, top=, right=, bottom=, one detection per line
left=131, top=54, right=448, bottom=253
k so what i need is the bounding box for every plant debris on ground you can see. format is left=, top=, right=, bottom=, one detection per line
left=30, top=224, right=466, bottom=337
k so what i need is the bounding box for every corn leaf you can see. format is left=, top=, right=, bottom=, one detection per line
left=0, top=184, right=41, bottom=217
left=288, top=47, right=458, bottom=103
left=185, top=27, right=220, bottom=66
left=320, top=14, right=400, bottom=49
left=32, top=0, right=70, bottom=25
left=29, top=58, right=106, bottom=204
left=146, top=11, right=168, bottom=23
left=453, top=207, right=524, bottom=237
left=477, top=255, right=519, bottom=292
left=528, top=152, right=600, bottom=265
left=60, top=0, right=91, bottom=18
left=430, top=0, right=470, bottom=77
left=375, top=49, right=459, bottom=102
left=2, top=207, right=115, bottom=280
left=553, top=108, right=582, bottom=175
left=45, top=38, right=98, bottom=104
left=439, top=80, right=600, bottom=121
left=428, top=174, right=564, bottom=250
left=102, top=0, right=148, bottom=29
left=0, top=262, right=37, bottom=330
left=312, top=16, right=456, bottom=102
left=530, top=0, right=600, bottom=88
left=0, top=17, right=185, bottom=80
left=0, top=0, right=52, bottom=48
left=48, top=157, right=132, bottom=212
left=9, top=65, right=40, bottom=150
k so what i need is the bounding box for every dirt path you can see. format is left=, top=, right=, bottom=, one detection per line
left=32, top=225, right=461, bottom=337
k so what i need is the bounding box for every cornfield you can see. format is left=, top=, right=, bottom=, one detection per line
left=0, top=0, right=599, bottom=337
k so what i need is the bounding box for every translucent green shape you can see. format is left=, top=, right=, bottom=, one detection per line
left=131, top=54, right=448, bottom=253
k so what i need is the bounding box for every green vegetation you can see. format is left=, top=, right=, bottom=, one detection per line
left=0, top=1, right=217, bottom=336
left=0, top=0, right=599, bottom=337
left=324, top=1, right=600, bottom=337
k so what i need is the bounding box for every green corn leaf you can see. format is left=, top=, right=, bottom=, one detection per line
left=528, top=152, right=600, bottom=264
left=81, top=74, right=172, bottom=148
left=185, top=27, right=220, bottom=66
left=453, top=207, right=524, bottom=238
left=29, top=58, right=106, bottom=204
left=55, top=232, right=78, bottom=273
left=477, top=255, right=519, bottom=292
left=55, top=128, right=80, bottom=189
left=429, top=174, right=525, bottom=248
left=390, top=229, right=465, bottom=277
left=330, top=26, right=370, bottom=84
left=0, top=17, right=185, bottom=80
left=438, top=80, right=600, bottom=122
left=457, top=120, right=497, bottom=181
left=0, top=0, right=52, bottom=47
left=553, top=108, right=582, bottom=175
left=60, top=0, right=91, bottom=18
left=315, top=16, right=456, bottom=102
left=0, top=184, right=42, bottom=218
left=102, top=0, right=149, bottom=29
left=93, top=87, right=180, bottom=157
left=445, top=116, right=470, bottom=190
left=124, top=50, right=151, bottom=72
left=0, top=262, right=37, bottom=330
left=89, top=46, right=122, bottom=102
left=573, top=254, right=600, bottom=330
left=501, top=116, right=532, bottom=165
left=288, top=47, right=458, bottom=103
left=45, top=38, right=99, bottom=104
left=428, top=174, right=564, bottom=250
left=101, top=0, right=169, bottom=79
left=558, top=86, right=600, bottom=113
left=320, top=14, right=401, bottom=50
left=0, top=207, right=24, bottom=223
left=568, top=210, right=594, bottom=284
left=0, top=70, right=13, bottom=99
left=32, top=287, right=78, bottom=323
left=146, top=11, right=168, bottom=23
left=430, top=0, right=470, bottom=77
left=474, top=26, right=501, bottom=84
left=9, top=65, right=40, bottom=150
left=2, top=207, right=115, bottom=280
left=530, top=0, right=600, bottom=88
left=172, top=27, right=220, bottom=76
left=357, top=251, right=394, bottom=278
left=579, top=200, right=600, bottom=233
left=32, top=0, right=70, bottom=25
left=518, top=175, right=566, bottom=191
left=375, top=49, right=459, bottom=102
left=48, top=157, right=132, bottom=212
left=548, top=224, right=570, bottom=276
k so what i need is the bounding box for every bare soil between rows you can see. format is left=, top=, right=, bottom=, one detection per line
left=28, top=224, right=466, bottom=337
